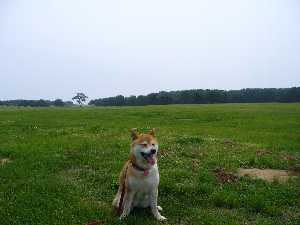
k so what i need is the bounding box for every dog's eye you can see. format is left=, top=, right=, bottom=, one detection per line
left=152, top=143, right=155, bottom=146
left=140, top=143, right=147, bottom=148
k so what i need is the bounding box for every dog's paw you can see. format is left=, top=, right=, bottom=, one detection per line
left=157, top=206, right=163, bottom=211
left=156, top=215, right=167, bottom=221
left=119, top=213, right=128, bottom=220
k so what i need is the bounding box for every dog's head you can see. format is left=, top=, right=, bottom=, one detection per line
left=130, top=128, right=159, bottom=169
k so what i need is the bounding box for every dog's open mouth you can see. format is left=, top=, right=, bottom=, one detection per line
left=141, top=152, right=155, bottom=165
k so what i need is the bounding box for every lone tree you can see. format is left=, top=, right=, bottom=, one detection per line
left=72, top=93, right=88, bottom=106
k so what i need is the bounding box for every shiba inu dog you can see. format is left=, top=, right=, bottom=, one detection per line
left=112, top=128, right=166, bottom=221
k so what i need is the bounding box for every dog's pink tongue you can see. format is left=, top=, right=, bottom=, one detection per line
left=147, top=157, right=155, bottom=165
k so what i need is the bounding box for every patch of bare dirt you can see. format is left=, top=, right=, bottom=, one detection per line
left=214, top=168, right=238, bottom=184
left=0, top=158, right=11, bottom=165
left=256, top=149, right=272, bottom=156
left=223, top=139, right=235, bottom=147
left=85, top=220, right=104, bottom=225
left=238, top=168, right=300, bottom=183
left=191, top=159, right=200, bottom=171
left=281, top=154, right=299, bottom=161
left=291, top=164, right=300, bottom=173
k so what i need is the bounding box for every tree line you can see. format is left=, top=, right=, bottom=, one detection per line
left=89, top=87, right=300, bottom=106
left=0, top=99, right=73, bottom=107
left=1, top=87, right=299, bottom=107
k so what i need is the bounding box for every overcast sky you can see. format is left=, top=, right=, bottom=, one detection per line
left=0, top=0, right=299, bottom=101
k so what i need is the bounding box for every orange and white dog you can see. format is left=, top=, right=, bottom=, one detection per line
left=112, top=128, right=166, bottom=221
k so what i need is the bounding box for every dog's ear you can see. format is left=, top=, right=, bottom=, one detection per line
left=149, top=128, right=156, bottom=137
left=131, top=128, right=139, bottom=140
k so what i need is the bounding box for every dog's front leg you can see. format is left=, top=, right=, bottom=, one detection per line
left=119, top=190, right=135, bottom=220
left=150, top=188, right=167, bottom=221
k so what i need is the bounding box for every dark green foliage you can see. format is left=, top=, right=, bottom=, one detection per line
left=0, top=99, right=72, bottom=107
left=53, top=99, right=65, bottom=107
left=89, top=87, right=300, bottom=106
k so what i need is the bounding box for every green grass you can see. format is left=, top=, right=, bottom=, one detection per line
left=0, top=103, right=299, bottom=225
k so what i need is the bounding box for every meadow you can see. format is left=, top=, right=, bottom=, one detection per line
left=0, top=103, right=299, bottom=225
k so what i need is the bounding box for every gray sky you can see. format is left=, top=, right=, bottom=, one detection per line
left=0, top=0, right=299, bottom=101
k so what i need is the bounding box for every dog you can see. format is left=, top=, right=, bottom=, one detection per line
left=112, top=128, right=166, bottom=221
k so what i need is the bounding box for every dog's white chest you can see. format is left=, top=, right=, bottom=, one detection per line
left=129, top=167, right=160, bottom=208
left=129, top=169, right=159, bottom=192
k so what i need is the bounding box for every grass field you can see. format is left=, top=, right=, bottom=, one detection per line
left=0, top=103, right=299, bottom=225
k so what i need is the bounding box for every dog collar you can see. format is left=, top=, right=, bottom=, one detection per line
left=132, top=163, right=149, bottom=176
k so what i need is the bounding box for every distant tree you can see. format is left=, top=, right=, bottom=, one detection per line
left=147, top=93, right=158, bottom=105
left=125, top=95, right=137, bottom=106
left=136, top=95, right=147, bottom=105
left=34, top=99, right=51, bottom=107
left=284, top=87, right=300, bottom=102
left=64, top=101, right=74, bottom=106
left=115, top=95, right=125, bottom=106
left=72, top=93, right=88, bottom=106
left=157, top=91, right=173, bottom=105
left=53, top=99, right=65, bottom=107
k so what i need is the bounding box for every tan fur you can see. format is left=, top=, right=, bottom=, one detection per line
left=112, top=129, right=166, bottom=221
left=132, top=134, right=158, bottom=146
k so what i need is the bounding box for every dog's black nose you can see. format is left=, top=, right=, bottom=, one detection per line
left=151, top=149, right=156, bottom=154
